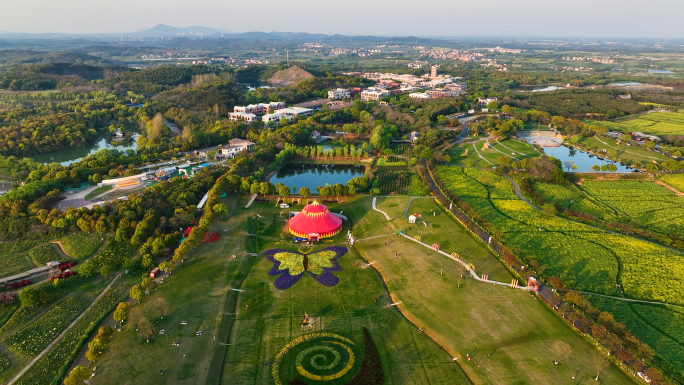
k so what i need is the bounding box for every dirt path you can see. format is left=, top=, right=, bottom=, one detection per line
left=49, top=241, right=70, bottom=260
left=8, top=273, right=123, bottom=385
left=655, top=180, right=684, bottom=196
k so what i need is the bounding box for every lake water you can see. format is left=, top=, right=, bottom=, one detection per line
left=648, top=70, right=674, bottom=74
left=610, top=82, right=644, bottom=87
left=29, top=135, right=139, bottom=166
left=542, top=145, right=635, bottom=173
left=269, top=163, right=365, bottom=192
left=528, top=86, right=565, bottom=92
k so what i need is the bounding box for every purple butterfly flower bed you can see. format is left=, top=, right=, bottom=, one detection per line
left=263, top=246, right=347, bottom=290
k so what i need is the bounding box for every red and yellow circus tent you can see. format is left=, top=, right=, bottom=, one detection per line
left=288, top=201, right=343, bottom=239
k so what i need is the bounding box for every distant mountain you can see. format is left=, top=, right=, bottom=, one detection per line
left=133, top=24, right=221, bottom=38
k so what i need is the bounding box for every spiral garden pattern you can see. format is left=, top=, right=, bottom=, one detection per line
left=273, top=333, right=357, bottom=384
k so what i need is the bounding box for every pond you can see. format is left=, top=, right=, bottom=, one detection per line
left=269, top=163, right=365, bottom=193
left=521, top=86, right=565, bottom=93
left=648, top=70, right=674, bottom=74
left=542, top=145, right=636, bottom=173
left=29, top=135, right=139, bottom=166
left=609, top=82, right=644, bottom=87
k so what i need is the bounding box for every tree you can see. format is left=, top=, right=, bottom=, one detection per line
left=18, top=286, right=40, bottom=307
left=619, top=134, right=632, bottom=142
left=591, top=350, right=610, bottom=381
left=299, top=187, right=310, bottom=198
left=78, top=259, right=97, bottom=277
left=212, top=203, right=228, bottom=216
left=138, top=317, right=154, bottom=343
left=501, top=105, right=513, bottom=115
left=130, top=285, right=143, bottom=301
left=542, top=203, right=556, bottom=217
left=643, top=367, right=664, bottom=384
left=278, top=185, right=290, bottom=197
left=113, top=302, right=130, bottom=323
left=444, top=154, right=451, bottom=163
left=592, top=164, right=600, bottom=172
left=486, top=100, right=499, bottom=111
left=607, top=164, right=617, bottom=172
left=98, top=325, right=114, bottom=341
left=86, top=337, right=106, bottom=362
left=551, top=340, right=572, bottom=365
left=151, top=297, right=169, bottom=319
left=129, top=306, right=143, bottom=328
left=64, top=366, right=91, bottom=385
left=601, top=164, right=608, bottom=172
left=142, top=277, right=157, bottom=293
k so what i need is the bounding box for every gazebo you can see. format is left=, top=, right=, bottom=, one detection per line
left=289, top=201, right=343, bottom=239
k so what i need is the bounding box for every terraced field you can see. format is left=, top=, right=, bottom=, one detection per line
left=435, top=166, right=684, bottom=379
left=592, top=111, right=684, bottom=137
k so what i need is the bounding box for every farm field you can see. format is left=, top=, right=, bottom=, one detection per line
left=88, top=195, right=636, bottom=385
left=661, top=173, right=684, bottom=193
left=535, top=179, right=684, bottom=237
left=579, top=180, right=684, bottom=237
left=435, top=165, right=684, bottom=378
left=592, top=111, right=684, bottom=137
left=533, top=181, right=616, bottom=221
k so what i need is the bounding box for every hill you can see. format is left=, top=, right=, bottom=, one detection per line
left=267, top=66, right=314, bottom=87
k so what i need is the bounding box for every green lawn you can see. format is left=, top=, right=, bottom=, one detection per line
left=577, top=136, right=671, bottom=165
left=446, top=138, right=538, bottom=168
left=56, top=233, right=106, bottom=260
left=91, top=194, right=639, bottom=384
left=84, top=185, right=113, bottom=201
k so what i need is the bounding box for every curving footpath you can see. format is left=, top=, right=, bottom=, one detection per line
left=371, top=197, right=391, bottom=220
left=398, top=233, right=532, bottom=290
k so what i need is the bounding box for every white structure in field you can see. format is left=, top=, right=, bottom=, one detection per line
left=360, top=87, right=390, bottom=101
left=328, top=88, right=351, bottom=100
left=409, top=131, right=420, bottom=142
left=408, top=215, right=416, bottom=224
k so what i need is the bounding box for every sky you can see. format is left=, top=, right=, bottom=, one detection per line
left=2, top=0, right=683, bottom=38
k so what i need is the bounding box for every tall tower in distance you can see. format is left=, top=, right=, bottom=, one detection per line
left=431, top=65, right=438, bottom=78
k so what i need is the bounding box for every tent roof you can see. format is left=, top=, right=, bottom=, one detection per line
left=289, top=201, right=342, bottom=236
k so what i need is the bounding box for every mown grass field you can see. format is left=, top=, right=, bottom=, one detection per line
left=56, top=232, right=105, bottom=260
left=88, top=194, right=637, bottom=385
left=435, top=165, right=684, bottom=379
left=445, top=138, right=539, bottom=168
left=592, top=111, right=684, bottom=137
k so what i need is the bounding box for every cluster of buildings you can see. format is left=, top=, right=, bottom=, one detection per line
left=552, top=66, right=594, bottom=72
left=228, top=102, right=314, bottom=126
left=563, top=56, right=616, bottom=64
left=345, top=67, right=467, bottom=101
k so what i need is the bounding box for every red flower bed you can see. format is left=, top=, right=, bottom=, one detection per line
left=50, top=271, right=76, bottom=281
left=58, top=261, right=77, bottom=271
left=5, top=280, right=31, bottom=290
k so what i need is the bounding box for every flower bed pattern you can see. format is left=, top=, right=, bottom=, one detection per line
left=263, top=246, right=347, bottom=290
left=273, top=332, right=357, bottom=385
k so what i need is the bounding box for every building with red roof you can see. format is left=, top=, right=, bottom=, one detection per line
left=288, top=201, right=343, bottom=239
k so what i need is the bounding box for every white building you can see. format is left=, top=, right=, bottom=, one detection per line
left=409, top=131, right=420, bottom=142
left=408, top=215, right=417, bottom=223
left=409, top=92, right=431, bottom=99
left=262, top=112, right=285, bottom=125
left=360, top=87, right=389, bottom=101
left=478, top=97, right=498, bottom=105
left=234, top=102, right=285, bottom=115
left=328, top=88, right=351, bottom=100
left=228, top=112, right=259, bottom=123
